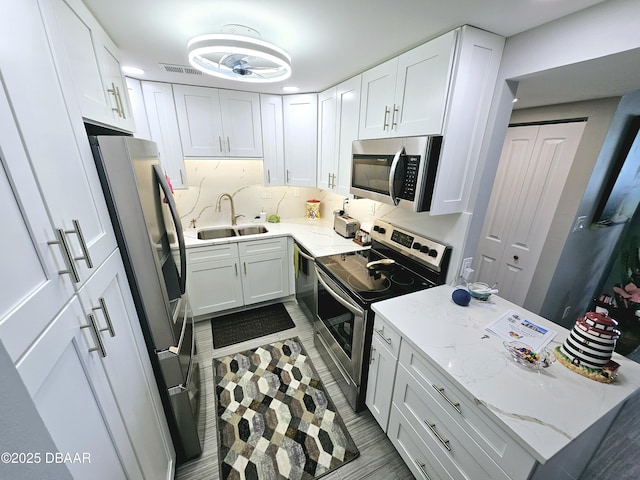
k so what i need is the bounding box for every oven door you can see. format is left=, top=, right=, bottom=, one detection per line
left=314, top=266, right=366, bottom=390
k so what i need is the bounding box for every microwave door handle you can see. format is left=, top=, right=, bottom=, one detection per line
left=388, top=146, right=405, bottom=206
left=153, top=164, right=187, bottom=295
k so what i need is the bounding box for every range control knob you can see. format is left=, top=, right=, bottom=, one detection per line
left=377, top=227, right=386, bottom=234
left=412, top=242, right=422, bottom=250
left=428, top=249, right=438, bottom=258
left=419, top=246, right=430, bottom=254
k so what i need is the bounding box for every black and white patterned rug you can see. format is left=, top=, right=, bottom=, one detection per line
left=213, top=337, right=359, bottom=479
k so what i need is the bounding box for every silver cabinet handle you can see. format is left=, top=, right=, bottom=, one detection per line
left=286, top=169, right=291, bottom=183
left=243, top=262, right=247, bottom=275
left=431, top=384, right=462, bottom=414
left=218, top=136, right=223, bottom=153
left=328, top=172, right=332, bottom=188
left=234, top=263, right=238, bottom=275
left=425, top=421, right=451, bottom=451
left=179, top=169, right=184, bottom=185
left=370, top=347, right=376, bottom=365
left=414, top=460, right=432, bottom=480
left=374, top=327, right=392, bottom=345
left=391, top=104, right=399, bottom=129
left=267, top=169, right=271, bottom=184
left=66, top=219, right=93, bottom=269
left=48, top=228, right=80, bottom=283
left=81, top=313, right=107, bottom=358
left=92, top=297, right=115, bottom=337
left=226, top=137, right=231, bottom=152
left=107, top=83, right=125, bottom=118
left=383, top=106, right=390, bottom=130
left=115, top=86, right=126, bottom=119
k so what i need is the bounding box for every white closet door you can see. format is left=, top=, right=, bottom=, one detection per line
left=476, top=122, right=586, bottom=305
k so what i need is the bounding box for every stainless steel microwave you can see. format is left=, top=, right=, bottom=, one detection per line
left=350, top=135, right=442, bottom=212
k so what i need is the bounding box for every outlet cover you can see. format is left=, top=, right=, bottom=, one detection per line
left=460, top=257, right=473, bottom=278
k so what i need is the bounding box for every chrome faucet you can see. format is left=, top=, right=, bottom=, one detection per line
left=215, top=193, right=244, bottom=225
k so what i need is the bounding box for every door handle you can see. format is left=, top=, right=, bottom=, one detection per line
left=92, top=297, right=115, bottom=337
left=48, top=228, right=81, bottom=283
left=81, top=313, right=107, bottom=358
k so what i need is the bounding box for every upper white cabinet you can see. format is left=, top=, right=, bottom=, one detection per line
left=283, top=94, right=318, bottom=187
left=260, top=94, right=286, bottom=186
left=318, top=76, right=361, bottom=196
left=125, top=77, right=152, bottom=140
left=173, top=84, right=263, bottom=158
left=359, top=30, right=456, bottom=139
left=139, top=81, right=189, bottom=189
left=40, top=0, right=134, bottom=132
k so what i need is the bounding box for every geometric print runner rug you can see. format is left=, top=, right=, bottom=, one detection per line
left=213, top=337, right=360, bottom=480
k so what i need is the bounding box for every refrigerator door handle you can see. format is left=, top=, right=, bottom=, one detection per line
left=168, top=297, right=188, bottom=355
left=153, top=163, right=187, bottom=295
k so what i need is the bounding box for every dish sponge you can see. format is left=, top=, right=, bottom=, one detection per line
left=268, top=214, right=281, bottom=223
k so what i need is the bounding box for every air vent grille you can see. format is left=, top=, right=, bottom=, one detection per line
left=159, top=63, right=203, bottom=76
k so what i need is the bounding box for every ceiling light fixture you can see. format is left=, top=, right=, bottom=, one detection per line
left=187, top=32, right=291, bottom=83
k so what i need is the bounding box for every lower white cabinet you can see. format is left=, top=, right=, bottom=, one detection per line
left=187, top=237, right=291, bottom=317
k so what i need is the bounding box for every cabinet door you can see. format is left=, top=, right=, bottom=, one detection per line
left=188, top=258, right=244, bottom=315
left=0, top=83, right=75, bottom=363
left=2, top=0, right=117, bottom=286
left=241, top=250, right=289, bottom=305
left=283, top=94, right=318, bottom=187
left=317, top=87, right=337, bottom=191
left=219, top=90, right=263, bottom=157
left=77, top=251, right=174, bottom=479
left=260, top=94, right=285, bottom=186
left=17, top=297, right=142, bottom=480
left=141, top=81, right=188, bottom=189
left=41, top=0, right=133, bottom=132
left=365, top=334, right=397, bottom=432
left=126, top=77, right=152, bottom=140
left=335, top=76, right=361, bottom=196
left=393, top=30, right=457, bottom=137
left=358, top=58, right=397, bottom=139
left=173, top=84, right=225, bottom=157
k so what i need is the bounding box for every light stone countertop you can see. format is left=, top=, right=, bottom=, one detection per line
left=372, top=284, right=640, bottom=464
left=182, top=218, right=366, bottom=257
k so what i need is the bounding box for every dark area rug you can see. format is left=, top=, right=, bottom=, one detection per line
left=213, top=337, right=360, bottom=480
left=211, top=303, right=295, bottom=349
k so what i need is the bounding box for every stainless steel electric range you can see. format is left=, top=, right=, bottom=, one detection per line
left=313, top=219, right=451, bottom=411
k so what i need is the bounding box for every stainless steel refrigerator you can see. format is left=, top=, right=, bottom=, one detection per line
left=89, top=135, right=202, bottom=464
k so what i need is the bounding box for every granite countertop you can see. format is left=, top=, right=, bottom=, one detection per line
left=372, top=284, right=640, bottom=464
left=182, top=218, right=366, bottom=257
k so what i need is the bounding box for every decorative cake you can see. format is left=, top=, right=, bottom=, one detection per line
left=554, top=311, right=621, bottom=382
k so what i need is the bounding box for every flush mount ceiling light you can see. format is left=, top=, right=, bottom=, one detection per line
left=187, top=28, right=291, bottom=83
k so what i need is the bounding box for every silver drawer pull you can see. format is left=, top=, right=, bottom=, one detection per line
left=414, top=460, right=432, bottom=480
left=65, top=219, right=93, bottom=269
left=383, top=106, right=390, bottom=130
left=432, top=384, right=462, bottom=414
left=81, top=313, right=107, bottom=358
left=48, top=228, right=80, bottom=283
left=374, top=327, right=392, bottom=345
left=425, top=421, right=451, bottom=451
left=92, top=297, right=115, bottom=337
left=370, top=347, right=376, bottom=365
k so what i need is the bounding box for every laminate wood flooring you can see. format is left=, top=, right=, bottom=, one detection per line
left=175, top=300, right=414, bottom=480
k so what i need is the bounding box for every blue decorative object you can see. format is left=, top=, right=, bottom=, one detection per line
left=452, top=288, right=471, bottom=306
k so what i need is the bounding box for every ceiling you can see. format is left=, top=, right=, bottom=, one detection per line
left=83, top=0, right=638, bottom=108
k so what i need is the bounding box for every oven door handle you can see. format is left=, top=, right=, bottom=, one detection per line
left=388, top=145, right=405, bottom=206
left=315, top=266, right=363, bottom=317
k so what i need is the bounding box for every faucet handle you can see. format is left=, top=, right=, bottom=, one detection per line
left=234, top=214, right=245, bottom=223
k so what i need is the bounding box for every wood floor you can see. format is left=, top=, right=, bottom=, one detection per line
left=175, top=300, right=415, bottom=480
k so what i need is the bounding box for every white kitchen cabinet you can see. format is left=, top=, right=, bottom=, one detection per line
left=140, top=81, right=189, bottom=189
left=365, top=316, right=400, bottom=432
left=40, top=0, right=134, bottom=132
left=239, top=238, right=290, bottom=305
left=359, top=31, right=456, bottom=139
left=283, top=94, right=318, bottom=187
left=125, top=77, right=152, bottom=140
left=318, top=76, right=361, bottom=195
left=173, top=84, right=263, bottom=158
left=187, top=244, right=244, bottom=316
left=186, top=237, right=291, bottom=316
left=260, top=94, right=286, bottom=186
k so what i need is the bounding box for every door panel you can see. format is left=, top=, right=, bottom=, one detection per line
left=476, top=122, right=586, bottom=305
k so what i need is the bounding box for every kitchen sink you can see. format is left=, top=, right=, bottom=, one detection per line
left=196, top=225, right=268, bottom=240
left=236, top=226, right=269, bottom=236
left=196, top=227, right=237, bottom=240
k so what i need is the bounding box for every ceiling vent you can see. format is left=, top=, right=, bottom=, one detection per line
left=158, top=63, right=203, bottom=76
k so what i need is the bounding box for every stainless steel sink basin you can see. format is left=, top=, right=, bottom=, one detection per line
left=196, top=225, right=268, bottom=240
left=236, top=226, right=269, bottom=236
left=196, top=227, right=237, bottom=240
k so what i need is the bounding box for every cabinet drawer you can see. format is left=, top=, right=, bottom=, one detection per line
left=399, top=342, right=535, bottom=479
left=394, top=365, right=510, bottom=480
left=187, top=243, right=238, bottom=264
left=372, top=314, right=402, bottom=357
left=388, top=405, right=455, bottom=480
left=238, top=237, right=287, bottom=255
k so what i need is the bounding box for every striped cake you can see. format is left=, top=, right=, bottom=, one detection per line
left=560, top=312, right=620, bottom=368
